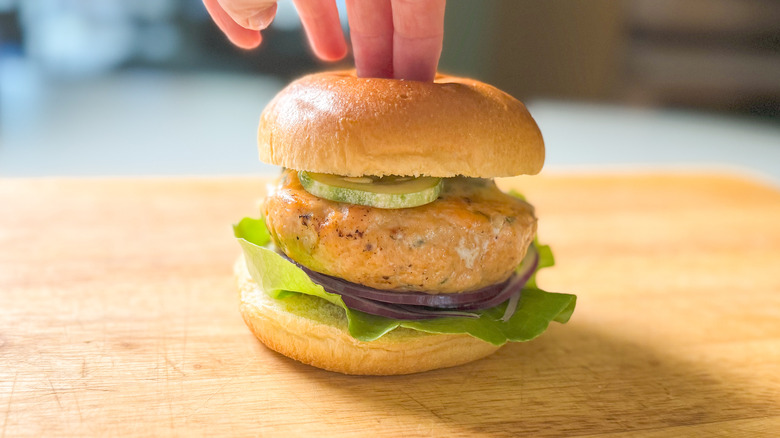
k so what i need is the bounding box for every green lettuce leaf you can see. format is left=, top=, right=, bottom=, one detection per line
left=233, top=216, right=576, bottom=346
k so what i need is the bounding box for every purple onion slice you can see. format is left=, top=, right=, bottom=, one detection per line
left=501, top=290, right=522, bottom=322
left=341, top=295, right=480, bottom=320
left=277, top=245, right=538, bottom=320
left=279, top=244, right=538, bottom=309
left=301, top=266, right=509, bottom=307
left=454, top=246, right=538, bottom=311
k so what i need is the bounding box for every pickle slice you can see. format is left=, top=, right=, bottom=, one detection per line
left=298, top=171, right=442, bottom=209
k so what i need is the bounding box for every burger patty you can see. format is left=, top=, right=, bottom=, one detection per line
left=263, top=169, right=537, bottom=293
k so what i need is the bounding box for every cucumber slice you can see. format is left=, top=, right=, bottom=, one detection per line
left=298, top=171, right=442, bottom=209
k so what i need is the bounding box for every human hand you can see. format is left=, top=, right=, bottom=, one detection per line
left=203, top=0, right=446, bottom=82
left=202, top=0, right=347, bottom=61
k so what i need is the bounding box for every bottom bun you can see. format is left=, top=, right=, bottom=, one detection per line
left=236, top=255, right=501, bottom=375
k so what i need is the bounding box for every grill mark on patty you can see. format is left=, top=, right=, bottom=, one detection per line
left=337, top=228, right=364, bottom=239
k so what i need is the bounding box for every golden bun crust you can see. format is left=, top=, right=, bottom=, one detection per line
left=236, top=256, right=501, bottom=375
left=258, top=70, right=545, bottom=178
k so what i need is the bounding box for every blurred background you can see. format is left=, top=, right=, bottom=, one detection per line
left=1, top=0, right=779, bottom=179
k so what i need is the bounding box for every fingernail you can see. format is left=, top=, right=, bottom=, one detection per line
left=247, top=8, right=276, bottom=30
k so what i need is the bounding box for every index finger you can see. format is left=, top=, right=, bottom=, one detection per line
left=293, top=0, right=348, bottom=61
left=391, top=0, right=446, bottom=81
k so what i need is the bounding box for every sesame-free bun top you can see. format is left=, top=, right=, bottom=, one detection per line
left=257, top=71, right=545, bottom=178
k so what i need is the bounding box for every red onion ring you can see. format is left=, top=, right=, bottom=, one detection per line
left=276, top=245, right=538, bottom=320
left=501, top=289, right=522, bottom=322
left=341, top=295, right=479, bottom=320
left=280, top=245, right=538, bottom=309
left=452, top=246, right=538, bottom=311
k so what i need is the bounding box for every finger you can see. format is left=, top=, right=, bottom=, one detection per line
left=391, top=0, right=446, bottom=81
left=203, top=0, right=263, bottom=49
left=293, top=0, right=348, bottom=61
left=216, top=0, right=278, bottom=30
left=345, top=0, right=393, bottom=78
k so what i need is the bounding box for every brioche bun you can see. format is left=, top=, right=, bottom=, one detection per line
left=257, top=70, right=545, bottom=178
left=236, top=256, right=501, bottom=375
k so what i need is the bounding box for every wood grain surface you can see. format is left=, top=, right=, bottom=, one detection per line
left=1, top=173, right=779, bottom=437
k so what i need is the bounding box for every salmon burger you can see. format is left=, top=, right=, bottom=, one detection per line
left=233, top=71, right=576, bottom=375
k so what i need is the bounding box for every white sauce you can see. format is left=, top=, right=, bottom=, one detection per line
left=456, top=237, right=479, bottom=269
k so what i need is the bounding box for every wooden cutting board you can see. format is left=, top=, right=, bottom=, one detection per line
left=1, top=173, right=779, bottom=437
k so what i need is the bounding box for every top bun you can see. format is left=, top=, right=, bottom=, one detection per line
left=257, top=71, right=545, bottom=178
